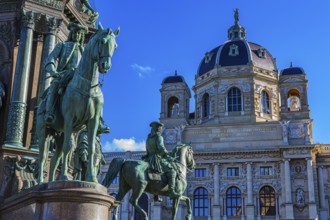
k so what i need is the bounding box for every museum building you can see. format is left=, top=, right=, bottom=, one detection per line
left=100, top=12, right=330, bottom=220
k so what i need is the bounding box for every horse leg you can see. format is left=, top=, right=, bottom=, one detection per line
left=171, top=197, right=180, bottom=220
left=180, top=196, right=192, bottom=220
left=37, top=131, right=49, bottom=183
left=49, top=135, right=64, bottom=181
left=86, top=117, right=99, bottom=182
left=60, top=125, right=73, bottom=181
left=129, top=183, right=148, bottom=220
left=113, top=174, right=130, bottom=220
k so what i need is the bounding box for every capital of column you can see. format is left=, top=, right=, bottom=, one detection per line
left=21, top=9, right=41, bottom=30
left=45, top=16, right=62, bottom=35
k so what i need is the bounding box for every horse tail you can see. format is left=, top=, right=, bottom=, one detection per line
left=102, top=158, right=125, bottom=187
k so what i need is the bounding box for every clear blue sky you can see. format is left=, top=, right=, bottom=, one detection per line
left=89, top=0, right=330, bottom=151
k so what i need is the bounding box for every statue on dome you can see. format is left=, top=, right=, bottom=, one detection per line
left=234, top=8, right=239, bottom=24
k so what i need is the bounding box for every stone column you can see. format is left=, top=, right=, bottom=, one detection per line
left=306, top=158, right=318, bottom=219
left=246, top=162, right=254, bottom=220
left=213, top=163, right=221, bottom=218
left=4, top=9, right=40, bottom=148
left=284, top=159, right=294, bottom=219
left=37, top=16, right=62, bottom=100
left=318, top=166, right=328, bottom=220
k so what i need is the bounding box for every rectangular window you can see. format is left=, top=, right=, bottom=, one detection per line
left=227, top=167, right=239, bottom=177
left=195, top=168, right=207, bottom=178
left=260, top=166, right=273, bottom=176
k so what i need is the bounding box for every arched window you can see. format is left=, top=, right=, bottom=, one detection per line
left=202, top=93, right=210, bottom=118
left=259, top=186, right=276, bottom=216
left=287, top=89, right=301, bottom=111
left=227, top=87, right=242, bottom=112
left=226, top=186, right=241, bottom=216
left=193, top=187, right=209, bottom=216
left=261, top=91, right=270, bottom=114
left=167, top=96, right=179, bottom=117
left=134, top=193, right=148, bottom=220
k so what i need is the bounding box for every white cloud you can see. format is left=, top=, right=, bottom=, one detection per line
left=102, top=138, right=146, bottom=152
left=131, top=63, right=155, bottom=78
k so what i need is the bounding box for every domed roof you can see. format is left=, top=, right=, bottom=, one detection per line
left=197, top=41, right=276, bottom=76
left=197, top=9, right=277, bottom=77
left=162, top=71, right=185, bottom=84
left=281, top=66, right=305, bottom=76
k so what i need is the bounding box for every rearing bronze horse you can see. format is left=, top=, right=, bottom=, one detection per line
left=36, top=23, right=119, bottom=183
left=103, top=144, right=195, bottom=220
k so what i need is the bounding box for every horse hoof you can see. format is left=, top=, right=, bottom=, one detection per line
left=60, top=175, right=69, bottom=181
left=87, top=176, right=98, bottom=183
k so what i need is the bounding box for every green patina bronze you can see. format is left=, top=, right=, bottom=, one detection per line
left=103, top=123, right=195, bottom=220
left=73, top=127, right=106, bottom=181
left=36, top=23, right=119, bottom=183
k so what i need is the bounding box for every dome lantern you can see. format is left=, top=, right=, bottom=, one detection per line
left=227, top=8, right=246, bottom=41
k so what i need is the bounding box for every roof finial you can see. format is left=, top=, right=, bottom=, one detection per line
left=234, top=8, right=239, bottom=24
left=174, top=70, right=178, bottom=76
left=290, top=61, right=293, bottom=68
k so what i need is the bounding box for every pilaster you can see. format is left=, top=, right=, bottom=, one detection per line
left=284, top=159, right=294, bottom=219
left=213, top=163, right=221, bottom=219
left=306, top=158, right=318, bottom=219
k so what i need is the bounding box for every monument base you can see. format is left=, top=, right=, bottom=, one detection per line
left=0, top=181, right=115, bottom=220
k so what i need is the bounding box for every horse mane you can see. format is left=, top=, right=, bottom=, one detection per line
left=84, top=29, right=103, bottom=50
left=171, top=144, right=185, bottom=158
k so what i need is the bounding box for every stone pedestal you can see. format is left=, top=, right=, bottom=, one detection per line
left=0, top=181, right=115, bottom=220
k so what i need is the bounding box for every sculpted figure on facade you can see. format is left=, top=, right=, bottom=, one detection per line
left=78, top=0, right=99, bottom=25
left=171, top=103, right=179, bottom=118
left=296, top=188, right=305, bottom=206
left=280, top=120, right=290, bottom=144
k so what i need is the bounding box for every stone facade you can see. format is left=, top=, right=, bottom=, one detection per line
left=0, top=0, right=96, bottom=199
left=100, top=14, right=330, bottom=220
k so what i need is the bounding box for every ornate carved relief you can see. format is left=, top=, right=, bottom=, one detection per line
left=290, top=160, right=307, bottom=177
left=45, top=16, right=62, bottom=34
left=283, top=78, right=304, bottom=83
left=218, top=79, right=251, bottom=94
left=255, top=83, right=278, bottom=98
left=0, top=156, right=38, bottom=199
left=21, top=9, right=41, bottom=29
left=163, top=129, right=177, bottom=144
left=0, top=22, right=15, bottom=48
left=28, top=0, right=64, bottom=10
left=5, top=102, right=27, bottom=145
left=197, top=87, right=215, bottom=102
left=252, top=180, right=281, bottom=193
left=289, top=123, right=305, bottom=139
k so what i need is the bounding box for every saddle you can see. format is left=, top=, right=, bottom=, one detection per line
left=147, top=171, right=167, bottom=182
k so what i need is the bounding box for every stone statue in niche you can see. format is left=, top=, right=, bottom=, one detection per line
left=279, top=120, right=290, bottom=144
left=290, top=96, right=300, bottom=111
left=171, top=103, right=179, bottom=118
left=296, top=188, right=305, bottom=206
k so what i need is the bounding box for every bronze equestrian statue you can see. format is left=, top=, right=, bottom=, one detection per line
left=36, top=23, right=119, bottom=183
